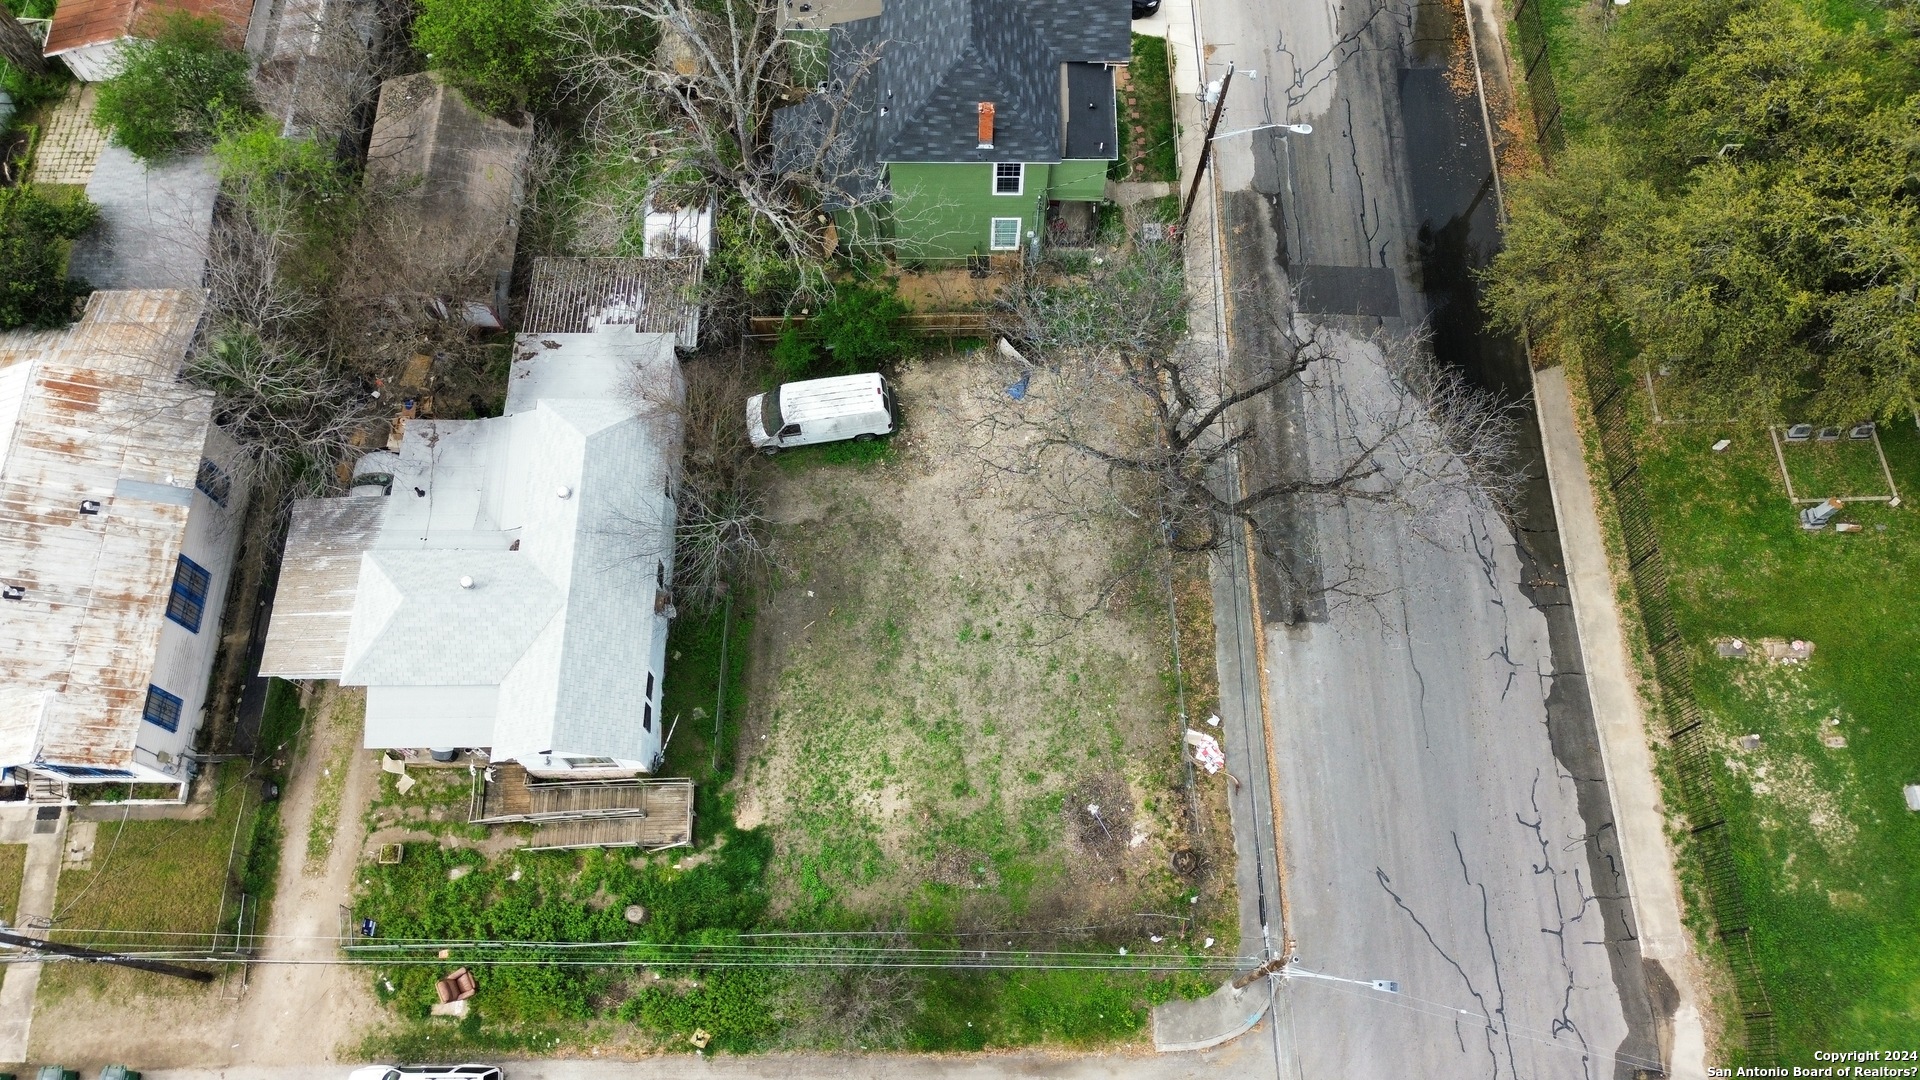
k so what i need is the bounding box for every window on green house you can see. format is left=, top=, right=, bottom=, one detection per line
left=993, top=162, right=1023, bottom=195
left=990, top=217, right=1021, bottom=250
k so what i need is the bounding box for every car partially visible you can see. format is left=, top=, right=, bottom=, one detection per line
left=346, top=1067, right=502, bottom=1080
left=1132, top=0, right=1160, bottom=18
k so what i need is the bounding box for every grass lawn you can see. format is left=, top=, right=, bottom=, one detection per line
left=0, top=842, right=23, bottom=924
left=1114, top=34, right=1178, bottom=183
left=307, top=686, right=366, bottom=869
left=1634, top=410, right=1920, bottom=1055
left=46, top=760, right=261, bottom=949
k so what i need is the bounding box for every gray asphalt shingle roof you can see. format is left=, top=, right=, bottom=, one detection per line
left=773, top=0, right=1130, bottom=187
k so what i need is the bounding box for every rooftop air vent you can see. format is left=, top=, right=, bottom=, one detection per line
left=459, top=576, right=475, bottom=589
left=556, top=485, right=573, bottom=499
left=79, top=499, right=101, bottom=515
left=2, top=585, right=24, bottom=601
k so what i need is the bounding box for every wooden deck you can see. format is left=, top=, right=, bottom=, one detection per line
left=470, top=763, right=693, bottom=851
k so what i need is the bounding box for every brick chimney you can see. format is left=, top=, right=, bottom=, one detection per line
left=977, top=101, right=995, bottom=149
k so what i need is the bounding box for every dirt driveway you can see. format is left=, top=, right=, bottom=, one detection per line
left=28, top=686, right=385, bottom=1070
left=737, top=357, right=1226, bottom=937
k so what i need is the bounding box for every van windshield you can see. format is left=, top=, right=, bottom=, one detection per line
left=760, top=391, right=783, bottom=435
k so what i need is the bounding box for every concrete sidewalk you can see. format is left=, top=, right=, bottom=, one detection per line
left=1534, top=366, right=1708, bottom=1080
left=0, top=804, right=68, bottom=1066
left=1147, top=0, right=1291, bottom=1053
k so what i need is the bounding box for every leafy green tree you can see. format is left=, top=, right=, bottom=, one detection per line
left=0, top=185, right=96, bottom=330
left=412, top=0, right=565, bottom=114
left=1485, top=0, right=1920, bottom=421
left=92, top=13, right=254, bottom=160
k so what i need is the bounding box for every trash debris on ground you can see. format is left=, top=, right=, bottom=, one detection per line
left=1183, top=729, right=1225, bottom=774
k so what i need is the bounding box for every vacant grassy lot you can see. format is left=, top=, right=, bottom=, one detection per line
left=742, top=358, right=1228, bottom=939
left=1635, top=412, right=1920, bottom=1055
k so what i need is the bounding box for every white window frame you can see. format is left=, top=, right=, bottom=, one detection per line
left=992, top=162, right=1024, bottom=196
left=989, top=217, right=1022, bottom=251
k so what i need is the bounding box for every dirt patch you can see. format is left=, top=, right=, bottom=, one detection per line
left=737, top=357, right=1201, bottom=932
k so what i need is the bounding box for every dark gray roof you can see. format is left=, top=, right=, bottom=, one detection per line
left=1063, top=62, right=1118, bottom=160
left=773, top=0, right=1130, bottom=189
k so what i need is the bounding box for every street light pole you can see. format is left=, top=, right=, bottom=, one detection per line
left=1177, top=63, right=1234, bottom=237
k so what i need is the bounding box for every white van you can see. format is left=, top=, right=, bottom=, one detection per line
left=746, top=373, right=897, bottom=453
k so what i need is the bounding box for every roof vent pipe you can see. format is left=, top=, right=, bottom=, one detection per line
left=459, top=576, right=475, bottom=589
left=556, top=485, right=573, bottom=499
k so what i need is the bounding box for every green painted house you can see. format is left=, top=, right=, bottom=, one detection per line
left=774, top=0, right=1132, bottom=262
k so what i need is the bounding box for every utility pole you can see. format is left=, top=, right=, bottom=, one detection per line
left=1231, top=954, right=1286, bottom=989
left=1178, top=63, right=1235, bottom=237
left=0, top=929, right=216, bottom=984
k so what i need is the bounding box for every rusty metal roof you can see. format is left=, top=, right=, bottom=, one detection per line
left=45, top=0, right=252, bottom=57
left=0, top=290, right=211, bottom=770
left=521, top=257, right=704, bottom=350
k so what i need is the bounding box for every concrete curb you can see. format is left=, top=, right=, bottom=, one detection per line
left=1150, top=980, right=1271, bottom=1053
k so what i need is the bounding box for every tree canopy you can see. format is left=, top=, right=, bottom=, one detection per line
left=1483, top=0, right=1920, bottom=422
left=0, top=185, right=96, bottom=330
left=92, top=12, right=255, bottom=160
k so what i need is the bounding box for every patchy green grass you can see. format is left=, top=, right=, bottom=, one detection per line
left=1635, top=411, right=1920, bottom=1056
left=741, top=359, right=1233, bottom=966
left=0, top=842, right=24, bottom=924
left=1118, top=34, right=1178, bottom=183
left=1768, top=432, right=1899, bottom=504
left=307, top=686, right=365, bottom=869
left=46, top=760, right=261, bottom=948
left=771, top=437, right=895, bottom=471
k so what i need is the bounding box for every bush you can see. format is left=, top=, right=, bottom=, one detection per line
left=93, top=13, right=254, bottom=160
left=413, top=0, right=565, bottom=115
left=773, top=279, right=911, bottom=381
left=0, top=58, right=67, bottom=113
left=0, top=185, right=95, bottom=330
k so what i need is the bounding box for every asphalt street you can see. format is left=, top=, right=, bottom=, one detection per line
left=1194, top=0, right=1669, bottom=1075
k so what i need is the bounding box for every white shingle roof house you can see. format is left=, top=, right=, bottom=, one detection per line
left=0, top=290, right=249, bottom=801
left=258, top=328, right=683, bottom=776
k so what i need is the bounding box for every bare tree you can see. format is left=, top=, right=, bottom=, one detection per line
left=975, top=241, right=1525, bottom=606
left=624, top=354, right=783, bottom=608
left=549, top=0, right=892, bottom=296
left=186, top=326, right=375, bottom=493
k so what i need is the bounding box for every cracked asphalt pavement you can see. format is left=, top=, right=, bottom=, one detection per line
left=1192, top=0, right=1669, bottom=1073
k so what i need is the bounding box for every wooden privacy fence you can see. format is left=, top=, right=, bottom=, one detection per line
left=745, top=312, right=991, bottom=343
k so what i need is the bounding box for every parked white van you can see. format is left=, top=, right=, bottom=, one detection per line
left=746, top=372, right=897, bottom=453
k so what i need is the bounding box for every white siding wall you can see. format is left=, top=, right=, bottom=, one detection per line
left=135, top=430, right=250, bottom=780
left=52, top=40, right=125, bottom=83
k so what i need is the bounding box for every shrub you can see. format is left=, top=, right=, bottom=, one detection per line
left=770, top=323, right=820, bottom=381
left=93, top=13, right=254, bottom=160
left=412, top=0, right=565, bottom=115
left=0, top=58, right=67, bottom=113
left=773, top=279, right=910, bottom=381
left=0, top=184, right=96, bottom=329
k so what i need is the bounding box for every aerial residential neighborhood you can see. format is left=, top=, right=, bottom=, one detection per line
left=0, top=0, right=1914, bottom=1072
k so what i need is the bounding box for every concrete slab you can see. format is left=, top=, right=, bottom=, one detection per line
left=66, top=146, right=219, bottom=290
left=1153, top=979, right=1270, bottom=1051
left=1534, top=365, right=1708, bottom=1080
left=0, top=806, right=64, bottom=1064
